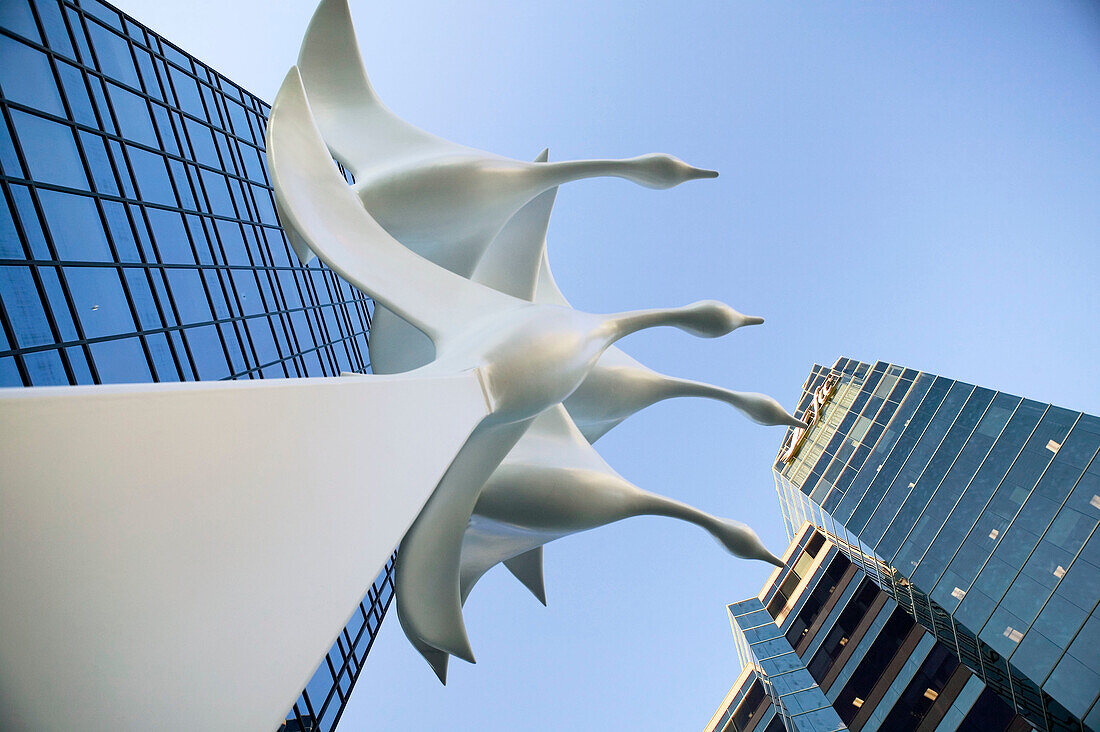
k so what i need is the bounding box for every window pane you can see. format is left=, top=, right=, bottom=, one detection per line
left=89, top=336, right=150, bottom=384
left=37, top=265, right=78, bottom=341
left=56, top=61, right=98, bottom=127
left=64, top=265, right=134, bottom=339
left=77, top=130, right=119, bottom=195
left=145, top=207, right=194, bottom=264
left=85, top=24, right=138, bottom=89
left=0, top=37, right=62, bottom=115
left=181, top=323, right=228, bottom=380
left=127, top=146, right=176, bottom=206
left=23, top=348, right=68, bottom=385
left=38, top=190, right=112, bottom=261
left=0, top=192, right=24, bottom=258
left=163, top=267, right=211, bottom=324
left=0, top=0, right=41, bottom=43
left=10, top=111, right=87, bottom=189
left=106, top=81, right=157, bottom=147
left=0, top=356, right=23, bottom=386
left=121, top=267, right=162, bottom=330
left=0, top=265, right=53, bottom=347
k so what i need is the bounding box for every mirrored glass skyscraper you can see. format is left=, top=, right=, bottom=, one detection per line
left=0, top=0, right=389, bottom=728
left=718, top=357, right=1099, bottom=732
left=708, top=524, right=1037, bottom=732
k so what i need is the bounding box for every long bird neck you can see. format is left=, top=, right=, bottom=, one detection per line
left=531, top=158, right=651, bottom=188
left=630, top=490, right=722, bottom=532
left=652, top=376, right=744, bottom=409
left=600, top=307, right=703, bottom=344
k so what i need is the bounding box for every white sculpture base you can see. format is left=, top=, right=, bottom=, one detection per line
left=0, top=373, right=488, bottom=732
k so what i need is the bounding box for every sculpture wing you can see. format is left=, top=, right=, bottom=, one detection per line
left=297, top=0, right=478, bottom=180
left=0, top=373, right=489, bottom=730
left=471, top=149, right=557, bottom=302
left=267, top=67, right=518, bottom=343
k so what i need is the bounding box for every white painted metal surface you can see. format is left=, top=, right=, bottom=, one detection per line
left=0, top=373, right=488, bottom=731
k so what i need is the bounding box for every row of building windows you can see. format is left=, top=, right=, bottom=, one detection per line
left=723, top=531, right=1028, bottom=732
left=775, top=357, right=1099, bottom=725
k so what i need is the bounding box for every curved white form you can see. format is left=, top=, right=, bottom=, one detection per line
left=295, top=0, right=717, bottom=277
left=0, top=0, right=805, bottom=725
left=267, top=67, right=759, bottom=674
left=282, top=0, right=805, bottom=681
left=414, top=405, right=785, bottom=683
left=0, top=373, right=488, bottom=732
left=293, top=0, right=719, bottom=379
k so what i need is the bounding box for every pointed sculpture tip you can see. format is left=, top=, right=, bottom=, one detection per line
left=535, top=147, right=550, bottom=163
left=450, top=642, right=477, bottom=665
left=745, top=315, right=765, bottom=327
left=432, top=661, right=449, bottom=685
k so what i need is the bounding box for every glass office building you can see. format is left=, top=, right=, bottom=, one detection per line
left=0, top=0, right=389, bottom=728
left=744, top=357, right=1098, bottom=731
left=707, top=524, right=1033, bottom=732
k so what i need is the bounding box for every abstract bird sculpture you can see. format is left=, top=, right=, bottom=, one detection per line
left=266, top=66, right=771, bottom=675
left=0, top=2, right=804, bottom=729
left=279, top=0, right=805, bottom=684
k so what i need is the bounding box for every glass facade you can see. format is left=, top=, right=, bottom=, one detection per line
left=709, top=525, right=1034, bottom=732
left=0, top=1, right=390, bottom=729
left=772, top=358, right=1100, bottom=731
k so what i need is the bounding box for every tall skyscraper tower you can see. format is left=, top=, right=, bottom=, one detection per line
left=707, top=523, right=1036, bottom=732
left=0, top=0, right=388, bottom=728
left=710, top=357, right=1098, bottom=732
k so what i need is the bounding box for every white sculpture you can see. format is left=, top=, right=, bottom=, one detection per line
left=266, top=67, right=772, bottom=676
left=0, top=2, right=803, bottom=727
left=398, top=175, right=798, bottom=681
left=284, top=0, right=805, bottom=683
left=292, top=0, right=718, bottom=377
left=0, top=372, right=492, bottom=731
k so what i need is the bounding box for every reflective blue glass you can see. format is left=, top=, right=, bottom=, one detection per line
left=162, top=268, right=211, bottom=325
left=106, top=81, right=157, bottom=147
left=0, top=116, right=25, bottom=178
left=861, top=380, right=971, bottom=546
left=9, top=110, right=87, bottom=189
left=84, top=21, right=138, bottom=88
left=884, top=387, right=994, bottom=566
left=23, top=347, right=66, bottom=384
left=89, top=335, right=149, bottom=384
left=127, top=145, right=176, bottom=206
left=0, top=0, right=42, bottom=43
left=0, top=356, right=21, bottom=385
left=844, top=376, right=945, bottom=530
left=64, top=265, right=134, bottom=339
left=76, top=130, right=118, bottom=195
left=35, top=0, right=74, bottom=60
left=200, top=168, right=235, bottom=217
left=8, top=184, right=50, bottom=259
left=56, top=61, right=98, bottom=128
left=0, top=36, right=62, bottom=116
left=0, top=265, right=53, bottom=347
left=0, top=190, right=23, bottom=257
left=99, top=200, right=140, bottom=261
left=36, top=265, right=77, bottom=340
left=120, top=267, right=160, bottom=330
left=79, top=0, right=122, bottom=31
left=38, top=189, right=111, bottom=261
left=145, top=207, right=193, bottom=264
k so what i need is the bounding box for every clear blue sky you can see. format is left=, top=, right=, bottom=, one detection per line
left=112, top=1, right=1100, bottom=728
